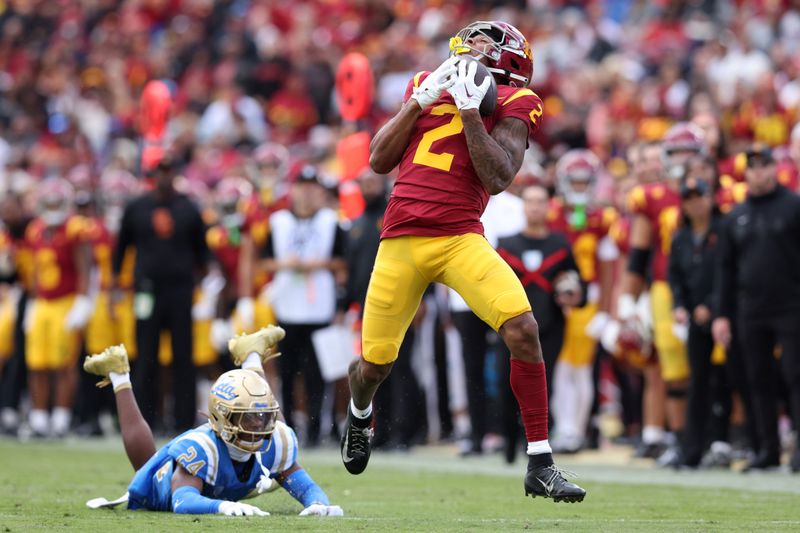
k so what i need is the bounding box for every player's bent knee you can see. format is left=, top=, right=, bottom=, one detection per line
left=358, top=358, right=393, bottom=385
left=499, top=313, right=541, bottom=361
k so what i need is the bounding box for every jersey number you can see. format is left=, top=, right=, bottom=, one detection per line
left=412, top=104, right=462, bottom=172
left=34, top=248, right=61, bottom=291
left=176, top=446, right=206, bottom=476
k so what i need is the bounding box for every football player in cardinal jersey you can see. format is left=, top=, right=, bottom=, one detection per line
left=86, top=170, right=140, bottom=362
left=205, top=177, right=275, bottom=354
left=546, top=150, right=618, bottom=452
left=615, top=134, right=690, bottom=466
left=25, top=178, right=93, bottom=437
left=82, top=327, right=343, bottom=517
left=342, top=20, right=585, bottom=502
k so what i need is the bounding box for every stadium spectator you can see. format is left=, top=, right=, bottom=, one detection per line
left=261, top=165, right=346, bottom=447
left=713, top=144, right=800, bottom=473
left=669, top=175, right=730, bottom=468
left=496, top=185, right=584, bottom=461
left=113, top=157, right=209, bottom=433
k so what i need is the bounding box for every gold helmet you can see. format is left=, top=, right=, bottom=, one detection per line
left=208, top=369, right=280, bottom=453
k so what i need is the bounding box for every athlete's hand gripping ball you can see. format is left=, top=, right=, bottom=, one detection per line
left=410, top=56, right=459, bottom=109
left=448, top=58, right=493, bottom=112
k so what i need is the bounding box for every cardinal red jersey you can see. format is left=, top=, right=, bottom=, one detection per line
left=381, top=71, right=544, bottom=239
left=88, top=220, right=135, bottom=290
left=25, top=215, right=89, bottom=300
left=207, top=224, right=243, bottom=289
left=626, top=183, right=681, bottom=282
left=546, top=199, right=618, bottom=283
left=608, top=215, right=632, bottom=257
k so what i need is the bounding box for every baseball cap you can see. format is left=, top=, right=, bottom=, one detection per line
left=744, top=143, right=775, bottom=166
left=292, top=164, right=322, bottom=186
left=680, top=176, right=709, bottom=198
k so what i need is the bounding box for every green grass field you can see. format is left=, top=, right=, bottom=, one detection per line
left=0, top=437, right=798, bottom=532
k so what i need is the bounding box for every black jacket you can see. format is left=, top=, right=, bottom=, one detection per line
left=668, top=215, right=722, bottom=317
left=113, top=191, right=209, bottom=289
left=715, top=186, right=800, bottom=319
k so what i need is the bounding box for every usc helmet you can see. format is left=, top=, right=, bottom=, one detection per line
left=214, top=176, right=253, bottom=227
left=556, top=149, right=602, bottom=206
left=450, top=21, right=533, bottom=87
left=662, top=122, right=706, bottom=179
left=208, top=369, right=280, bottom=453
left=36, top=177, right=75, bottom=226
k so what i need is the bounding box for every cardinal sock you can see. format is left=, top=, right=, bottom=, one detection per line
left=510, top=358, right=552, bottom=459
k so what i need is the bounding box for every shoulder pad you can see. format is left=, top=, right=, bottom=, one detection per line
left=168, top=429, right=220, bottom=485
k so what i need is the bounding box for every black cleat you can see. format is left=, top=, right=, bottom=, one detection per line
left=341, top=408, right=374, bottom=475
left=524, top=459, right=586, bottom=503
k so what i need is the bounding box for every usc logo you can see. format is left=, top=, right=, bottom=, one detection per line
left=152, top=208, right=174, bottom=239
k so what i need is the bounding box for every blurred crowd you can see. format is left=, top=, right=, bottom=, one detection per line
left=2, top=0, right=800, bottom=473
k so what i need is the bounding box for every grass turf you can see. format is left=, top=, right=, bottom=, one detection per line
left=0, top=438, right=798, bottom=532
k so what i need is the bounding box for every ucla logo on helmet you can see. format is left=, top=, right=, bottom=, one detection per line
left=211, top=380, right=238, bottom=401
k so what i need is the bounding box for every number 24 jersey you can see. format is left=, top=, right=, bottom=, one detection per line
left=381, top=71, right=544, bottom=239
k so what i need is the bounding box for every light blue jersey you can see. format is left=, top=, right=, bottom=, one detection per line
left=128, top=420, right=298, bottom=511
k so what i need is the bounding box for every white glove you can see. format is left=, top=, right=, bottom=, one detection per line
left=410, top=56, right=458, bottom=109
left=236, top=297, right=255, bottom=330
left=23, top=298, right=36, bottom=333
left=65, top=294, right=93, bottom=331
left=193, top=272, right=225, bottom=320
left=192, top=297, right=216, bottom=321
left=585, top=311, right=611, bottom=340
left=616, top=294, right=637, bottom=322
left=447, top=58, right=492, bottom=111
left=218, top=501, right=269, bottom=516
left=299, top=503, right=344, bottom=517
left=600, top=319, right=621, bottom=354
left=211, top=319, right=234, bottom=353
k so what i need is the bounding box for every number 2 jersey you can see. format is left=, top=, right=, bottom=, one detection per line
left=381, top=71, right=544, bottom=239
left=127, top=421, right=298, bottom=511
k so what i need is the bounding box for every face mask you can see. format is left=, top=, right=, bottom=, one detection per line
left=42, top=209, right=67, bottom=227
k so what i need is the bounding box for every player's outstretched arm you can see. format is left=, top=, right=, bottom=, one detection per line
left=369, top=100, right=423, bottom=174
left=170, top=465, right=268, bottom=516
left=275, top=462, right=344, bottom=517
left=461, top=112, right=528, bottom=195
left=370, top=57, right=458, bottom=174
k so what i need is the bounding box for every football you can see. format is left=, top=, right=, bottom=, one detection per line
left=459, top=55, right=498, bottom=116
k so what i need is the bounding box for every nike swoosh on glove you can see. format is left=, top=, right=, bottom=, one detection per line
left=410, top=56, right=459, bottom=109
left=447, top=59, right=491, bottom=111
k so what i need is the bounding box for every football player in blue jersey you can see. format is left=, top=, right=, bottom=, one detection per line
left=83, top=326, right=343, bottom=517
